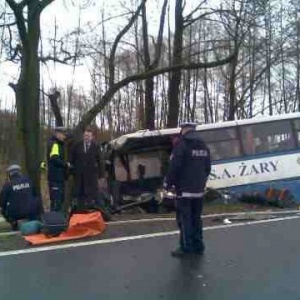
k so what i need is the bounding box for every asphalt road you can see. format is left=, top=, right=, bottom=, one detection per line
left=1, top=217, right=300, bottom=299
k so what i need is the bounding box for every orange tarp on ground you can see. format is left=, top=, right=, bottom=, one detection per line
left=24, top=211, right=106, bottom=245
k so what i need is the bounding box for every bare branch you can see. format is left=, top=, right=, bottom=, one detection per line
left=39, top=55, right=79, bottom=65
left=0, top=21, right=17, bottom=27
left=38, top=0, right=55, bottom=12
left=77, top=51, right=237, bottom=131
left=151, top=0, right=168, bottom=68
left=6, top=0, right=27, bottom=45
left=108, top=0, right=147, bottom=86
left=184, top=1, right=206, bottom=21
left=87, top=12, right=133, bottom=32
left=184, top=11, right=218, bottom=28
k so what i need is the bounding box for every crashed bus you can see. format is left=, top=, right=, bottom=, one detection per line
left=105, top=112, right=300, bottom=210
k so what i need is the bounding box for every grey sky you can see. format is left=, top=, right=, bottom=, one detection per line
left=0, top=0, right=200, bottom=108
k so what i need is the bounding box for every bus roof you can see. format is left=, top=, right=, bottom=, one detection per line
left=109, top=112, right=300, bottom=151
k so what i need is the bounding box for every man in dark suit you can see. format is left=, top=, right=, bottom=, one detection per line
left=71, top=127, right=104, bottom=210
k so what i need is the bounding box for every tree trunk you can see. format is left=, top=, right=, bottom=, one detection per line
left=265, top=1, right=273, bottom=115
left=14, top=2, right=41, bottom=196
left=297, top=14, right=300, bottom=111
left=141, top=3, right=155, bottom=130
left=167, top=0, right=184, bottom=128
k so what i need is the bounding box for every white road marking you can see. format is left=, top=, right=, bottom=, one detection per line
left=0, top=209, right=298, bottom=227
left=0, top=231, right=19, bottom=237
left=0, top=215, right=299, bottom=258
left=0, top=209, right=297, bottom=237
left=108, top=210, right=300, bottom=225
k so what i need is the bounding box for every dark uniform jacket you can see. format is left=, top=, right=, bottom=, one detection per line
left=165, top=130, right=211, bottom=196
left=71, top=140, right=103, bottom=201
left=0, top=174, right=38, bottom=220
left=47, top=136, right=67, bottom=182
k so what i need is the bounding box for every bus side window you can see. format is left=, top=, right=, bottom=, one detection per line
left=207, top=143, right=221, bottom=160
left=242, top=127, right=255, bottom=154
left=292, top=119, right=300, bottom=146
left=242, top=120, right=295, bottom=155
left=254, top=136, right=269, bottom=153
left=208, top=140, right=240, bottom=160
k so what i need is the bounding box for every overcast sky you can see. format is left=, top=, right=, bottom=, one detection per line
left=0, top=0, right=199, bottom=108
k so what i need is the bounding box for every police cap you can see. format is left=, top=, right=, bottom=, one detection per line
left=179, top=122, right=198, bottom=129
left=54, top=126, right=68, bottom=134
left=6, top=164, right=21, bottom=174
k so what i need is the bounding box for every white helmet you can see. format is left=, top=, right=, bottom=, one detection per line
left=6, top=164, right=21, bottom=175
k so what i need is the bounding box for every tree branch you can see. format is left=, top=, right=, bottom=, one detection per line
left=184, top=11, right=217, bottom=28
left=0, top=21, right=17, bottom=27
left=39, top=55, right=79, bottom=65
left=151, top=0, right=168, bottom=68
left=108, top=0, right=147, bottom=87
left=184, top=1, right=206, bottom=21
left=6, top=0, right=28, bottom=45
left=38, top=0, right=55, bottom=12
left=77, top=51, right=237, bottom=132
left=48, top=90, right=64, bottom=127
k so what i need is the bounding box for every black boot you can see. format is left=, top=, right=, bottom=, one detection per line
left=171, top=248, right=188, bottom=258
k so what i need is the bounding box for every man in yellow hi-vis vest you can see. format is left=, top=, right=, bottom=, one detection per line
left=47, top=127, right=71, bottom=212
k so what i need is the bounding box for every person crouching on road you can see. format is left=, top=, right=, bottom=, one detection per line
left=0, top=165, right=39, bottom=231
left=164, top=122, right=211, bottom=257
left=47, top=126, right=72, bottom=212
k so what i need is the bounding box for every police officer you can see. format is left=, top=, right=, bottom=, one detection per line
left=47, top=126, right=71, bottom=212
left=164, top=122, right=211, bottom=257
left=0, top=164, right=39, bottom=230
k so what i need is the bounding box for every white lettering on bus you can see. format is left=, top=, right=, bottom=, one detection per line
left=209, top=160, right=279, bottom=181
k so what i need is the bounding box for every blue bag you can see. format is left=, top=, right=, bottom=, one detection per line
left=19, top=220, right=42, bottom=236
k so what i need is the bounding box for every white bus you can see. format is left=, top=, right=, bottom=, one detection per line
left=108, top=112, right=300, bottom=204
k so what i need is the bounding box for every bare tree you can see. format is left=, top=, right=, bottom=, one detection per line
left=75, top=0, right=236, bottom=135
left=4, top=0, right=55, bottom=196
left=141, top=0, right=168, bottom=129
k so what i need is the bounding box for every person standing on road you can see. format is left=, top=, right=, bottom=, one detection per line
left=47, top=127, right=71, bottom=212
left=164, top=122, right=211, bottom=257
left=71, top=126, right=104, bottom=211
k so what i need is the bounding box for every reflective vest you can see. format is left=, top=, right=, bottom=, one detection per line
left=47, top=136, right=66, bottom=182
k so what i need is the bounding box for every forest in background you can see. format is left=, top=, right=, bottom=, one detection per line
left=1, top=0, right=300, bottom=193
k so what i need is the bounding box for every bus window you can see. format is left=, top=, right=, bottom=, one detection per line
left=129, top=151, right=163, bottom=180
left=114, top=157, right=128, bottom=182
left=200, top=127, right=237, bottom=143
left=292, top=119, right=300, bottom=146
left=201, top=127, right=241, bottom=160
left=241, top=120, right=295, bottom=155
left=207, top=140, right=241, bottom=160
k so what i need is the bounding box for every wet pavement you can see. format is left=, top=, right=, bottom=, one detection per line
left=1, top=215, right=300, bottom=299
left=0, top=210, right=299, bottom=252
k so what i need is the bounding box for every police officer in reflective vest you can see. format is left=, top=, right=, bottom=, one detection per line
left=0, top=164, right=39, bottom=230
left=47, top=127, right=71, bottom=212
left=164, top=122, right=211, bottom=257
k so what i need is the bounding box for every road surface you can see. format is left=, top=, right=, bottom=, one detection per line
left=0, top=215, right=300, bottom=299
